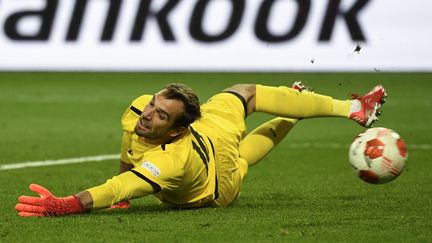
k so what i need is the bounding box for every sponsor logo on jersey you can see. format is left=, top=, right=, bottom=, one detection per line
left=141, top=160, right=160, bottom=177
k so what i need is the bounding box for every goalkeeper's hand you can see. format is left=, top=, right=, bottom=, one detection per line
left=109, top=200, right=130, bottom=209
left=15, top=184, right=84, bottom=217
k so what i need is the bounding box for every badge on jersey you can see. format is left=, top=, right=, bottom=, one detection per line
left=141, top=160, right=161, bottom=177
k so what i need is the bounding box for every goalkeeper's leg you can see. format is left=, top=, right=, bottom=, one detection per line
left=239, top=117, right=297, bottom=166
left=224, top=83, right=386, bottom=128
left=225, top=83, right=351, bottom=119
left=255, top=84, right=351, bottom=118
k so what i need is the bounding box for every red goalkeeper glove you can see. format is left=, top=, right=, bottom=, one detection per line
left=15, top=184, right=84, bottom=217
left=109, top=200, right=130, bottom=209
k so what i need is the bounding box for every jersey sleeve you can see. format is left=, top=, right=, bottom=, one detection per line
left=87, top=171, right=155, bottom=210
left=131, top=151, right=184, bottom=192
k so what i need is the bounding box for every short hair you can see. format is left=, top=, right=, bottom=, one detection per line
left=161, top=83, right=201, bottom=128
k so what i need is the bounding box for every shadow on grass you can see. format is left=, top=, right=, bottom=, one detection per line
left=90, top=203, right=216, bottom=217
left=233, top=191, right=367, bottom=210
left=80, top=192, right=367, bottom=218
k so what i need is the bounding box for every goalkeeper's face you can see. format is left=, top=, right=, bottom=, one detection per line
left=134, top=91, right=186, bottom=144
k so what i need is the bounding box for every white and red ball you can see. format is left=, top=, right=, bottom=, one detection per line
left=349, top=127, right=408, bottom=184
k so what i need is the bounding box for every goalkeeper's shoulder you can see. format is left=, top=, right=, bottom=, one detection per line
left=121, top=95, right=152, bottom=131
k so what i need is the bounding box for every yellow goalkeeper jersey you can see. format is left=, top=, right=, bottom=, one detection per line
left=120, top=95, right=219, bottom=208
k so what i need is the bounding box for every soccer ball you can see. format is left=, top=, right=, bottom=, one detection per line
left=349, top=127, right=408, bottom=184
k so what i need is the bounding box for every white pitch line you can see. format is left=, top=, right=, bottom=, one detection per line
left=0, top=154, right=120, bottom=171
left=0, top=143, right=430, bottom=171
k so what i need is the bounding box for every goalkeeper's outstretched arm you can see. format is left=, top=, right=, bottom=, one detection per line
left=108, top=160, right=135, bottom=209
left=15, top=171, right=154, bottom=217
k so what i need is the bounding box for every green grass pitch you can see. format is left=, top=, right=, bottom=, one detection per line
left=0, top=72, right=431, bottom=242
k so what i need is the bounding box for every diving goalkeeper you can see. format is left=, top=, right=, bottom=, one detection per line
left=15, top=82, right=386, bottom=216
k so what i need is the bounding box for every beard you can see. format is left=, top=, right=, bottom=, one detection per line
left=134, top=121, right=168, bottom=141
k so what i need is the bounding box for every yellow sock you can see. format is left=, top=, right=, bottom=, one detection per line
left=256, top=85, right=351, bottom=118
left=239, top=117, right=297, bottom=166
